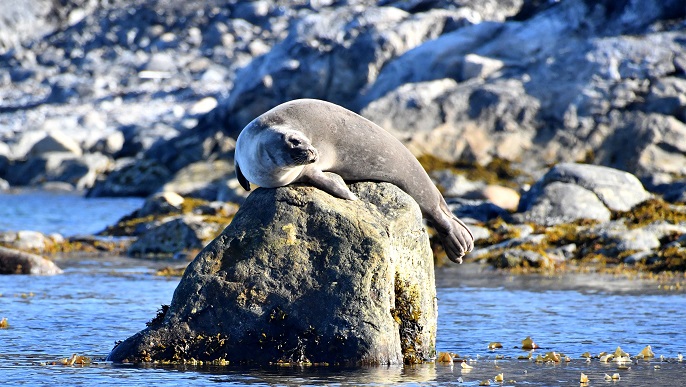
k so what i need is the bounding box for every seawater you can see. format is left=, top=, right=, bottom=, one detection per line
left=0, top=192, right=685, bottom=386
left=0, top=190, right=143, bottom=236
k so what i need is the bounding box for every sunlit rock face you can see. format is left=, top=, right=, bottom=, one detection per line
left=107, top=181, right=437, bottom=365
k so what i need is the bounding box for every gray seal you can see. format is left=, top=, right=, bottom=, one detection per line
left=234, top=99, right=474, bottom=263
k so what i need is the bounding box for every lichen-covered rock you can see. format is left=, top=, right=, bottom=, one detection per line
left=516, top=163, right=650, bottom=225
left=108, top=181, right=437, bottom=365
left=0, top=246, right=63, bottom=275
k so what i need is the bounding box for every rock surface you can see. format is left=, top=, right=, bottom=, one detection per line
left=1, top=0, right=684, bottom=200
left=0, top=246, right=63, bottom=275
left=108, top=181, right=437, bottom=365
left=516, top=163, right=651, bottom=226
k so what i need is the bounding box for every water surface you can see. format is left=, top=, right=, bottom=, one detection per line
left=0, top=192, right=684, bottom=386
left=1, top=258, right=684, bottom=386
left=0, top=190, right=143, bottom=236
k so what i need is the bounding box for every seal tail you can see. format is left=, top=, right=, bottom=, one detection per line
left=438, top=212, right=474, bottom=264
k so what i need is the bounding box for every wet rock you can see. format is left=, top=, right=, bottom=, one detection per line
left=108, top=181, right=437, bottom=365
left=0, top=246, right=63, bottom=275
left=127, top=215, right=220, bottom=257
left=516, top=163, right=650, bottom=226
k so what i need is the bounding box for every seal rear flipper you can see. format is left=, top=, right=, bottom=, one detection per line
left=236, top=162, right=251, bottom=191
left=437, top=214, right=474, bottom=264
left=301, top=169, right=358, bottom=201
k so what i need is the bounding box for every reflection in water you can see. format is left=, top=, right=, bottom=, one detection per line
left=0, top=258, right=684, bottom=386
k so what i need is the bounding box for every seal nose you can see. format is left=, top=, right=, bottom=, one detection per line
left=307, top=148, right=318, bottom=163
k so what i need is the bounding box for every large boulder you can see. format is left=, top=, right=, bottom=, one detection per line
left=108, top=181, right=437, bottom=365
left=516, top=163, right=651, bottom=225
left=359, top=0, right=686, bottom=183
left=211, top=5, right=477, bottom=137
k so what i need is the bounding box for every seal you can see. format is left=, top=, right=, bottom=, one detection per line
left=234, top=99, right=474, bottom=263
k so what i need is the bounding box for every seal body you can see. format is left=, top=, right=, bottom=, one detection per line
left=235, top=99, right=474, bottom=262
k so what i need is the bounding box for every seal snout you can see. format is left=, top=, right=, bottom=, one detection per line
left=306, top=147, right=319, bottom=163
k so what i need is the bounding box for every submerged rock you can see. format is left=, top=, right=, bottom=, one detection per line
left=108, top=181, right=437, bottom=365
left=0, top=246, right=63, bottom=275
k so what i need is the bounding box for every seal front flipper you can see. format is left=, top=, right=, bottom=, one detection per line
left=236, top=162, right=251, bottom=191
left=300, top=168, right=358, bottom=201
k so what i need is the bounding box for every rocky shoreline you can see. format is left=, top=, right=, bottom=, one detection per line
left=1, top=1, right=685, bottom=278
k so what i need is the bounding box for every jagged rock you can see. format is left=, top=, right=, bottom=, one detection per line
left=218, top=6, right=476, bottom=136
left=0, top=246, right=62, bottom=275
left=108, top=181, right=437, bottom=365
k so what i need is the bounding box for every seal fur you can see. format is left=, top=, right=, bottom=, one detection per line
left=235, top=99, right=474, bottom=263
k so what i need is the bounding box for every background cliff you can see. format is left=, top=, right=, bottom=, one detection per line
left=1, top=0, right=685, bottom=199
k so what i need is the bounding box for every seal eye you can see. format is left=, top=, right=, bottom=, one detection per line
left=288, top=138, right=302, bottom=147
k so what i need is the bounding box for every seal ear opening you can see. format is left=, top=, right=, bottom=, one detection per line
left=236, top=162, right=251, bottom=191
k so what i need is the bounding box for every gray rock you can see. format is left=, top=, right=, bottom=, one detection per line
left=219, top=6, right=475, bottom=136
left=27, top=129, right=83, bottom=157
left=361, top=77, right=541, bottom=166
left=359, top=1, right=686, bottom=183
left=108, top=181, right=437, bottom=365
left=160, top=160, right=235, bottom=201
left=623, top=251, right=653, bottom=265
left=447, top=198, right=512, bottom=223
left=496, top=249, right=548, bottom=269
left=0, top=246, right=62, bottom=275
left=516, top=163, right=651, bottom=226
left=127, top=216, right=219, bottom=257
left=136, top=191, right=185, bottom=218
left=0, top=230, right=54, bottom=252
left=516, top=181, right=611, bottom=226
left=87, top=159, right=172, bottom=197
left=520, top=163, right=651, bottom=213
left=4, top=152, right=112, bottom=189
left=597, top=222, right=686, bottom=253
